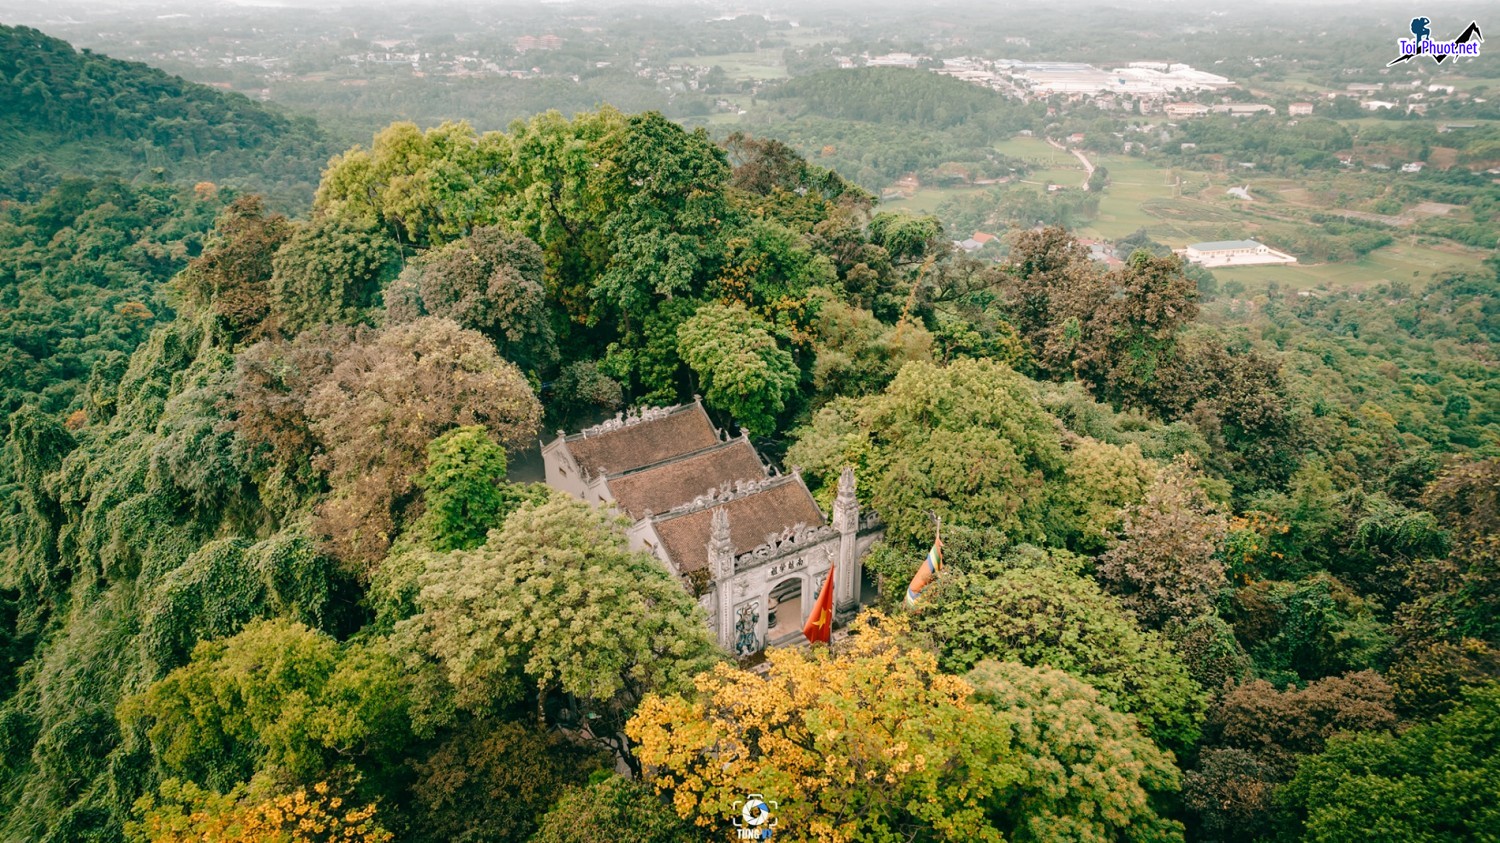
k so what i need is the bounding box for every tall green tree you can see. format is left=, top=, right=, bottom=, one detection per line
left=413, top=495, right=722, bottom=771
left=412, top=426, right=521, bottom=553
left=1076, top=251, right=1199, bottom=408
left=787, top=358, right=1069, bottom=546
left=269, top=213, right=401, bottom=334
left=676, top=302, right=799, bottom=436
left=384, top=225, right=556, bottom=377
left=912, top=559, right=1207, bottom=752
left=315, top=121, right=511, bottom=249
left=120, top=619, right=429, bottom=793
left=591, top=113, right=731, bottom=329
left=532, top=776, right=696, bottom=843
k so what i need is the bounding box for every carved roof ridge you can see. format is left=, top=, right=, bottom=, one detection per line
left=568, top=403, right=687, bottom=440
left=734, top=521, right=839, bottom=567
left=649, top=473, right=802, bottom=522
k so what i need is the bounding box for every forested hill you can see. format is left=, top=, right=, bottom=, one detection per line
left=773, top=66, right=1010, bottom=127
left=0, top=24, right=337, bottom=208
left=1, top=106, right=1495, bottom=842
left=744, top=67, right=1043, bottom=189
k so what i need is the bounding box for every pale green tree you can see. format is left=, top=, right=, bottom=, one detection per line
left=120, top=619, right=432, bottom=792
left=1056, top=437, right=1156, bottom=553
left=912, top=562, right=1206, bottom=752
left=968, top=659, right=1185, bottom=843
left=532, top=776, right=697, bottom=843
left=787, top=358, right=1068, bottom=546
left=414, top=495, right=722, bottom=770
left=315, top=121, right=512, bottom=248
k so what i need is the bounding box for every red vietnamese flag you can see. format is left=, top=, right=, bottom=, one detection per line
left=802, top=561, right=836, bottom=644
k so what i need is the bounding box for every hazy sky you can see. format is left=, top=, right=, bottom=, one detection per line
left=2, top=0, right=1493, bottom=10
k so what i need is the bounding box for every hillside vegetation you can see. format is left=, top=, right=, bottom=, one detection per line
left=745, top=67, right=1044, bottom=188
left=0, top=24, right=337, bottom=208
left=0, top=30, right=1497, bottom=843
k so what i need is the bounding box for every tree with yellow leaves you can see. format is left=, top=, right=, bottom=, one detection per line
left=629, top=614, right=1018, bottom=842
left=628, top=613, right=1185, bottom=843
left=129, top=779, right=392, bottom=843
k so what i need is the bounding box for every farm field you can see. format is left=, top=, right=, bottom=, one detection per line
left=888, top=135, right=1494, bottom=291
left=1213, top=240, right=1491, bottom=291
left=881, top=185, right=987, bottom=215
left=669, top=27, right=838, bottom=81
left=992, top=136, right=1077, bottom=167
left=673, top=50, right=790, bottom=80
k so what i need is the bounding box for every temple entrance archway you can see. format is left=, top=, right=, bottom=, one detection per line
left=764, top=576, right=806, bottom=645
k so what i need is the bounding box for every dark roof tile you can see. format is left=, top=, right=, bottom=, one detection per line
left=607, top=438, right=766, bottom=521
left=566, top=403, right=719, bottom=477
left=652, top=478, right=826, bottom=574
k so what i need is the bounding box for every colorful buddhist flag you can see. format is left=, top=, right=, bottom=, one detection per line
left=905, top=534, right=943, bottom=607
left=802, top=561, right=836, bottom=645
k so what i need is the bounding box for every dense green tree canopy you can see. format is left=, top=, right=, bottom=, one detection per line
left=1279, top=683, right=1500, bottom=842
left=0, top=25, right=334, bottom=206
left=411, top=426, right=518, bottom=553
left=269, top=213, right=401, bottom=334
left=967, top=659, right=1185, bottom=843
left=531, top=776, right=697, bottom=843
left=0, top=32, right=1497, bottom=839
left=306, top=317, right=542, bottom=567
left=0, top=178, right=222, bottom=422
left=911, top=559, right=1207, bottom=752
left=384, top=225, right=556, bottom=376
left=121, top=619, right=426, bottom=791
left=677, top=301, right=800, bottom=436
left=414, top=495, right=722, bottom=767
left=787, top=358, right=1071, bottom=546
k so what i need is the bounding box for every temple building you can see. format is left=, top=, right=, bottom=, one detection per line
left=541, top=400, right=883, bottom=654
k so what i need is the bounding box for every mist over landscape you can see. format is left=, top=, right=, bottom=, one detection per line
left=0, top=0, right=1496, bottom=840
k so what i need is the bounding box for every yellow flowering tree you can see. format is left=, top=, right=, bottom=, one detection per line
left=627, top=614, right=1023, bottom=842
left=130, top=779, right=392, bottom=843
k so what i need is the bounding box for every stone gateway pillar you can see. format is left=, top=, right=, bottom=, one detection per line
left=832, top=466, right=861, bottom=619
left=708, top=507, right=736, bottom=649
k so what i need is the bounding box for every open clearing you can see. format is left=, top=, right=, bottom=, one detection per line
left=878, top=135, right=1493, bottom=290
left=1213, top=240, right=1489, bottom=291
left=680, top=50, right=788, bottom=80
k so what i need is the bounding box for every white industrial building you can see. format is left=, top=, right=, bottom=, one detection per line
left=1181, top=239, right=1297, bottom=267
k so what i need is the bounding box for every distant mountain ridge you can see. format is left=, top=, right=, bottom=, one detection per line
left=0, top=23, right=335, bottom=207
